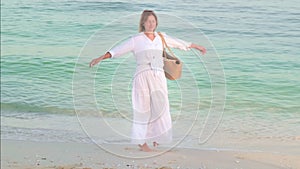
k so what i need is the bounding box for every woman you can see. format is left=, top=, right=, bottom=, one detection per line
left=90, top=10, right=206, bottom=152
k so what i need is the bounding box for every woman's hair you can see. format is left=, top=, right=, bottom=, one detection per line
left=139, top=10, right=158, bottom=32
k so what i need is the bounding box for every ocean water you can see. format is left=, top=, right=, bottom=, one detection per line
left=1, top=0, right=300, bottom=154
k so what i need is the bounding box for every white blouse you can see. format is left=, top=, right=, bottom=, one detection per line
left=109, top=32, right=191, bottom=75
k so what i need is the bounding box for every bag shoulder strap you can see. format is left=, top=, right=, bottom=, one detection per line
left=158, top=32, right=177, bottom=59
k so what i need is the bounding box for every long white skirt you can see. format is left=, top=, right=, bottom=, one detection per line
left=131, top=70, right=172, bottom=145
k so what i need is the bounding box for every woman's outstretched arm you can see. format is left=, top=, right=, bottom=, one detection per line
left=90, top=37, right=134, bottom=67
left=162, top=33, right=206, bottom=55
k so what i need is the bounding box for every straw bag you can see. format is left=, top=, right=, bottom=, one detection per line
left=158, top=32, right=183, bottom=80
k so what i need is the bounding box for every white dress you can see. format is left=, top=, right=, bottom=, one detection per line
left=109, top=32, right=191, bottom=144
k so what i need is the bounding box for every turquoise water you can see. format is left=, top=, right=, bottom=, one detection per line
left=1, top=0, right=300, bottom=150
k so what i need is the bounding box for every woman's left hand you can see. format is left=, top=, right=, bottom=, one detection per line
left=191, top=43, right=206, bottom=55
left=198, top=46, right=206, bottom=55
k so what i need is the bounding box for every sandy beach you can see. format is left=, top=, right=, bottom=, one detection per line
left=1, top=139, right=299, bottom=169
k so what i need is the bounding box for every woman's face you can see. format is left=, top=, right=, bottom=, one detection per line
left=144, top=15, right=157, bottom=32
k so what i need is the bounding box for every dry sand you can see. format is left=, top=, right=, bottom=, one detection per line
left=1, top=140, right=299, bottom=169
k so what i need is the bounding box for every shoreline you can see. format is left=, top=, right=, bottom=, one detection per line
left=2, top=139, right=299, bottom=169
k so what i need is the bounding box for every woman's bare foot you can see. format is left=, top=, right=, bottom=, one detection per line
left=138, top=143, right=152, bottom=152
left=153, top=142, right=159, bottom=148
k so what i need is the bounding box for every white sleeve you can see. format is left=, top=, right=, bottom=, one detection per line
left=163, top=33, right=192, bottom=51
left=108, top=37, right=134, bottom=58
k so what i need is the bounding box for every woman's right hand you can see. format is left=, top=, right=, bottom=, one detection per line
left=89, top=52, right=112, bottom=67
left=89, top=57, right=103, bottom=67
